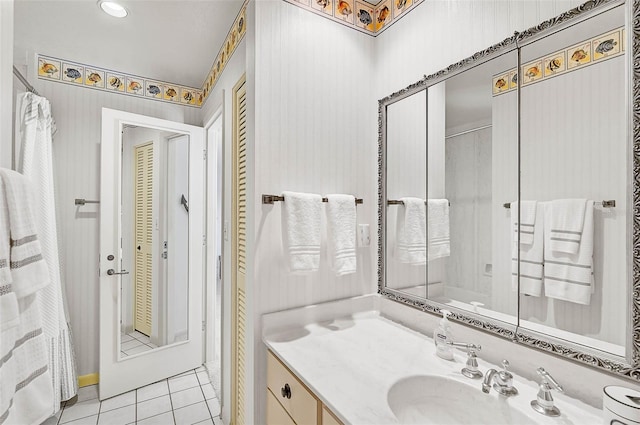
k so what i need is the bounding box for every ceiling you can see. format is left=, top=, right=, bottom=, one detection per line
left=14, top=0, right=245, bottom=88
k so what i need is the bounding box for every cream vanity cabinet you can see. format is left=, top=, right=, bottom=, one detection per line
left=267, top=350, right=343, bottom=425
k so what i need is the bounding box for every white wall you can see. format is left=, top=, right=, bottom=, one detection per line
left=251, top=1, right=376, bottom=422
left=16, top=73, right=201, bottom=376
left=0, top=0, right=13, bottom=169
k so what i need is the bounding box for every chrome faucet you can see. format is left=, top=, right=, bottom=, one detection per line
left=446, top=341, right=483, bottom=379
left=530, top=367, right=563, bottom=417
left=481, top=359, right=518, bottom=396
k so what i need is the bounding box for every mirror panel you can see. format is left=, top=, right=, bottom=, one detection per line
left=385, top=90, right=427, bottom=298
left=119, top=125, right=190, bottom=358
left=518, top=5, right=627, bottom=357
left=427, top=51, right=518, bottom=323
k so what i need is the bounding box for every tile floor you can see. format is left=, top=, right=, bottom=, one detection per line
left=42, top=367, right=222, bottom=425
left=120, top=331, right=159, bottom=358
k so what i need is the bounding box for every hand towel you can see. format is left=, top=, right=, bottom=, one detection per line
left=0, top=169, right=50, bottom=299
left=510, top=201, right=537, bottom=245
left=428, top=199, right=450, bottom=261
left=282, top=191, right=322, bottom=273
left=544, top=200, right=594, bottom=305
left=325, top=194, right=357, bottom=276
left=511, top=202, right=544, bottom=296
left=395, top=197, right=427, bottom=265
left=549, top=199, right=587, bottom=254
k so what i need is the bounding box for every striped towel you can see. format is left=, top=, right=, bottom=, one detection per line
left=511, top=201, right=537, bottom=246
left=0, top=168, right=53, bottom=425
left=511, top=202, right=544, bottom=296
left=396, top=198, right=427, bottom=265
left=0, top=177, right=19, bottom=332
left=427, top=199, right=450, bottom=261
left=0, top=169, right=49, bottom=298
left=549, top=199, right=587, bottom=254
left=544, top=200, right=594, bottom=305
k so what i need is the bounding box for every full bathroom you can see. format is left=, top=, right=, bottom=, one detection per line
left=0, top=0, right=639, bottom=424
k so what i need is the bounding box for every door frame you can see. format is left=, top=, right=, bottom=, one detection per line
left=99, top=108, right=205, bottom=400
left=205, top=105, right=224, bottom=364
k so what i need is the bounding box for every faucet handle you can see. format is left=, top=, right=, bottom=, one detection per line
left=531, top=367, right=563, bottom=417
left=447, top=341, right=481, bottom=352
left=536, top=367, right=563, bottom=392
left=446, top=342, right=483, bottom=379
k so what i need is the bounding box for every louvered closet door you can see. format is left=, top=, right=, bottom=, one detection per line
left=232, top=75, right=247, bottom=425
left=134, top=142, right=153, bottom=336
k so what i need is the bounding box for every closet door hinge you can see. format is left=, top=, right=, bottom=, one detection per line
left=203, top=149, right=207, bottom=161
left=203, top=234, right=207, bottom=246
left=202, top=321, right=206, bottom=332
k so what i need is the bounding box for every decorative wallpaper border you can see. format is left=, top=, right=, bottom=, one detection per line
left=201, top=4, right=247, bottom=102
left=36, top=55, right=203, bottom=107
left=284, top=0, right=424, bottom=36
left=492, top=26, right=625, bottom=96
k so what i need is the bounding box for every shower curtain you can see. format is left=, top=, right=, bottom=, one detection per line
left=15, top=92, right=78, bottom=412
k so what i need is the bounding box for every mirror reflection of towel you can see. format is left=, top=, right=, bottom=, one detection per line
left=395, top=197, right=427, bottom=265
left=427, top=199, right=450, bottom=261
left=544, top=200, right=594, bottom=305
left=511, top=201, right=544, bottom=297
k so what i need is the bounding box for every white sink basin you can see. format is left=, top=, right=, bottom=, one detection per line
left=387, top=375, right=536, bottom=425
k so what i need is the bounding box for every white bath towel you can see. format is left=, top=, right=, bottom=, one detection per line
left=282, top=191, right=322, bottom=273
left=0, top=169, right=50, bottom=299
left=511, top=202, right=544, bottom=296
left=0, top=167, right=54, bottom=425
left=428, top=199, right=450, bottom=261
left=325, top=195, right=357, bottom=276
left=0, top=176, right=19, bottom=333
left=396, top=198, right=427, bottom=265
left=544, top=200, right=594, bottom=305
left=549, top=199, right=587, bottom=254
left=0, top=294, right=54, bottom=425
left=511, top=201, right=537, bottom=245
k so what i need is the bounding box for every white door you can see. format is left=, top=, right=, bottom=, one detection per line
left=99, top=108, right=205, bottom=399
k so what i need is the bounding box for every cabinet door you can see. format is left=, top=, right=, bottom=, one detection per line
left=322, top=406, right=342, bottom=425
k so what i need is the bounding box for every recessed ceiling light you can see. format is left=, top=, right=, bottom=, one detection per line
left=98, top=1, right=128, bottom=18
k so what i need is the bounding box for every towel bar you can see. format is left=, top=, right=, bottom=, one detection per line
left=262, top=194, right=363, bottom=205
left=387, top=199, right=450, bottom=206
left=503, top=200, right=616, bottom=209
left=75, top=198, right=100, bottom=205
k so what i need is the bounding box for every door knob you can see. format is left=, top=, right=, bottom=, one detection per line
left=107, top=269, right=129, bottom=275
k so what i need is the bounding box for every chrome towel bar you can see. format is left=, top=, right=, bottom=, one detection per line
left=262, top=194, right=363, bottom=205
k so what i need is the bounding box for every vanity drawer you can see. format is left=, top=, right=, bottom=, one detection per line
left=267, top=350, right=319, bottom=425
left=267, top=389, right=296, bottom=425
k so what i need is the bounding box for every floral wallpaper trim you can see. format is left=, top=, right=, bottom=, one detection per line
left=283, top=0, right=424, bottom=36
left=37, top=55, right=203, bottom=107
left=492, top=26, right=625, bottom=96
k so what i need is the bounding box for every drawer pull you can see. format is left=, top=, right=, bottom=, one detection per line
left=281, top=383, right=292, bottom=399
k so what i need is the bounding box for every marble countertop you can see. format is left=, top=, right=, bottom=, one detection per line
left=263, top=308, right=603, bottom=425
